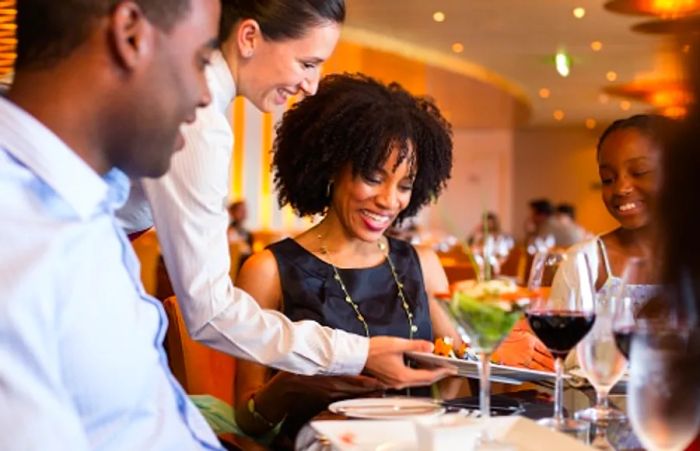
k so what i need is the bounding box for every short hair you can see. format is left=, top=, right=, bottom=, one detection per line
left=556, top=203, right=576, bottom=220
left=219, top=0, right=345, bottom=44
left=272, top=73, right=453, bottom=222
left=529, top=199, right=553, bottom=216
left=596, top=114, right=679, bottom=157
left=15, top=0, right=191, bottom=70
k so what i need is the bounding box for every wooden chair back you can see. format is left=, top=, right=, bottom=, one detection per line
left=162, top=296, right=236, bottom=406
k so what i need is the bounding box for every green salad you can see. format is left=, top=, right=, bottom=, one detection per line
left=449, top=291, right=524, bottom=352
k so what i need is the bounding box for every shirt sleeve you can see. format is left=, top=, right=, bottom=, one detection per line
left=139, top=102, right=369, bottom=376
left=0, top=240, right=90, bottom=451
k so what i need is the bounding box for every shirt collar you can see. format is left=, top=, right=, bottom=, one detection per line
left=208, top=50, right=237, bottom=113
left=0, top=96, right=128, bottom=219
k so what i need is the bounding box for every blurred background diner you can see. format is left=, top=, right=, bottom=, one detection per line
left=2, top=0, right=700, bottom=449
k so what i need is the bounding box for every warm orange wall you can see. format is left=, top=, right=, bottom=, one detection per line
left=323, top=41, right=427, bottom=95
left=513, top=126, right=618, bottom=239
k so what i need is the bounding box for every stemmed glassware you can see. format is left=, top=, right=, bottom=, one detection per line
left=526, top=250, right=596, bottom=437
left=574, top=290, right=627, bottom=424
left=611, top=295, right=636, bottom=360
left=628, top=319, right=700, bottom=451
left=627, top=272, right=700, bottom=451
left=470, top=234, right=515, bottom=280
left=438, top=286, right=525, bottom=449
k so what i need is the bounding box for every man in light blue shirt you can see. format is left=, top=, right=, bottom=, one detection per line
left=0, top=0, right=224, bottom=449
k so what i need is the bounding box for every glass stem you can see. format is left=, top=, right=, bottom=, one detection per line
left=596, top=390, right=609, bottom=409
left=554, top=357, right=564, bottom=424
left=479, top=351, right=491, bottom=419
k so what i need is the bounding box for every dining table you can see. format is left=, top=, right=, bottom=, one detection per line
left=293, top=377, right=643, bottom=451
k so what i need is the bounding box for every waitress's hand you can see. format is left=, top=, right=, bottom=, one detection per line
left=492, top=320, right=554, bottom=371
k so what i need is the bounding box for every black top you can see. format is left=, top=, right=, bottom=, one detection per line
left=268, top=236, right=433, bottom=342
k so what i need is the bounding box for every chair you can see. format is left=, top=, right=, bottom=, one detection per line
left=162, top=296, right=236, bottom=406
left=438, top=245, right=477, bottom=284
left=500, top=245, right=524, bottom=279
left=129, top=229, right=160, bottom=296
left=162, top=297, right=241, bottom=448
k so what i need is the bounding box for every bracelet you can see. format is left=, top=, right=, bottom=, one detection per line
left=247, top=394, right=277, bottom=429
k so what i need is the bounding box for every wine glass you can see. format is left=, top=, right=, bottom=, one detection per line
left=611, top=295, right=636, bottom=360
left=611, top=256, right=662, bottom=361
left=526, top=250, right=596, bottom=437
left=438, top=288, right=525, bottom=449
left=628, top=321, right=700, bottom=451
left=574, top=290, right=627, bottom=424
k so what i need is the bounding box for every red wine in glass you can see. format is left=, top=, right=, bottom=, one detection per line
left=613, top=326, right=633, bottom=360
left=526, top=310, right=596, bottom=358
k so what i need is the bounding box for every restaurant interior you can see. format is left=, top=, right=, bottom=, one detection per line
left=2, top=1, right=699, bottom=450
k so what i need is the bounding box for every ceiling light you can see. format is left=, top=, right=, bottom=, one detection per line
left=620, top=100, right=631, bottom=110
left=573, top=7, right=587, bottom=18
left=539, top=88, right=551, bottom=99
left=662, top=105, right=687, bottom=117
left=585, top=118, right=597, bottom=129
left=451, top=42, right=464, bottom=53
left=604, top=0, right=700, bottom=19
left=433, top=11, right=445, bottom=22
left=591, top=41, right=603, bottom=51
left=553, top=110, right=565, bottom=121
left=555, top=51, right=572, bottom=77
left=599, top=93, right=610, bottom=104
left=606, top=71, right=618, bottom=82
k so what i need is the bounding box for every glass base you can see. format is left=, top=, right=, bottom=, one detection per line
left=475, top=437, right=516, bottom=451
left=574, top=406, right=626, bottom=424
left=537, top=417, right=590, bottom=444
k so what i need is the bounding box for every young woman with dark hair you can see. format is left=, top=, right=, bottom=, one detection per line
left=233, top=73, right=461, bottom=446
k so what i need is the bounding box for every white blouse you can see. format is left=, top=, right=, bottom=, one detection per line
left=116, top=51, right=368, bottom=376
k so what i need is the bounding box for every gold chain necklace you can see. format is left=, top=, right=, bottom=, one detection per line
left=317, top=235, right=417, bottom=339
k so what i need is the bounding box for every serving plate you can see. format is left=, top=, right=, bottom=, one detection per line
left=407, top=351, right=566, bottom=385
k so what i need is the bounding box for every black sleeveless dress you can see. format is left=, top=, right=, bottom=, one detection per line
left=268, top=237, right=433, bottom=342
left=265, top=237, right=434, bottom=446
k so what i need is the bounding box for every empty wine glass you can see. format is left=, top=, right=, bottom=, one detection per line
left=628, top=321, right=700, bottom=451
left=526, top=250, right=596, bottom=438
left=574, top=291, right=627, bottom=424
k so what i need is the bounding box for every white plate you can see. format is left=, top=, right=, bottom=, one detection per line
left=311, top=420, right=417, bottom=451
left=407, top=351, right=565, bottom=385
left=328, top=397, right=445, bottom=420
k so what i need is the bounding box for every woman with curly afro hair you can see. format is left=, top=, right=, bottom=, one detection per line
left=232, top=73, right=462, bottom=446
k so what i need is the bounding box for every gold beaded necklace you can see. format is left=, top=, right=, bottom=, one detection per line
left=317, top=234, right=417, bottom=339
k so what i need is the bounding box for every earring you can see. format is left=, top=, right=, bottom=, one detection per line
left=326, top=181, right=333, bottom=198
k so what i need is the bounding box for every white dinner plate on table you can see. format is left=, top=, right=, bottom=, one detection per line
left=328, top=397, right=445, bottom=420
left=311, top=420, right=417, bottom=451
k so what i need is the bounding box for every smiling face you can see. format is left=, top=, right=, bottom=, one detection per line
left=597, top=128, right=662, bottom=230
left=329, top=143, right=415, bottom=243
left=114, top=0, right=219, bottom=178
left=236, top=21, right=340, bottom=112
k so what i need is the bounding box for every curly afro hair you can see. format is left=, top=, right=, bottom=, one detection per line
left=272, top=73, right=453, bottom=223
